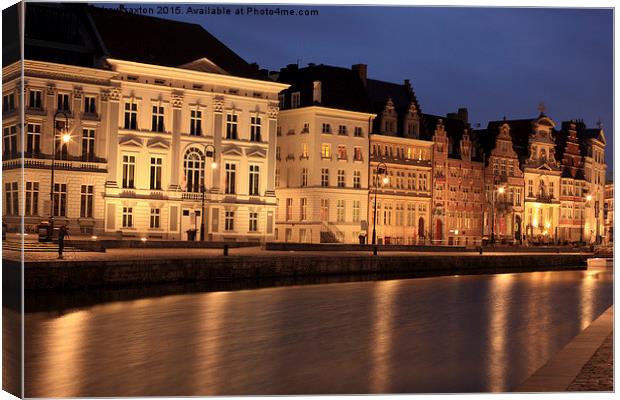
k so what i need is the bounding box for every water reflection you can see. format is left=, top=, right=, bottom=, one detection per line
left=24, top=268, right=612, bottom=397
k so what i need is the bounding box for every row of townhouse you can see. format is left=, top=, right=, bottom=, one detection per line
left=272, top=63, right=609, bottom=246
left=2, top=4, right=611, bottom=245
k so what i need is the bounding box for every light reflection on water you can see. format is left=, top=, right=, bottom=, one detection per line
left=24, top=268, right=612, bottom=396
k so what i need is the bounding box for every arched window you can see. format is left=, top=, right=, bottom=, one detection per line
left=184, top=148, right=204, bottom=193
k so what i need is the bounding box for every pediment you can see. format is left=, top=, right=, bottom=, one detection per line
left=147, top=138, right=170, bottom=149
left=246, top=147, right=267, bottom=158
left=221, top=145, right=243, bottom=156
left=118, top=135, right=143, bottom=147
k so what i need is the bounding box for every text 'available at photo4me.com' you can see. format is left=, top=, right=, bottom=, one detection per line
left=113, top=4, right=320, bottom=17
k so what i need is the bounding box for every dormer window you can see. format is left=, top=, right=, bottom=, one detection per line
left=278, top=94, right=285, bottom=108
left=291, top=92, right=300, bottom=108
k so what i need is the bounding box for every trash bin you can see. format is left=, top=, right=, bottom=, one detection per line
left=358, top=234, right=366, bottom=245
left=37, top=221, right=52, bottom=242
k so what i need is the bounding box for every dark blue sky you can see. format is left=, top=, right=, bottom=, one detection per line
left=103, top=4, right=613, bottom=173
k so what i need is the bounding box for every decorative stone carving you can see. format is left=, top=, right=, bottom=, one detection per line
left=73, top=87, right=83, bottom=99
left=171, top=92, right=184, bottom=108
left=46, top=84, right=56, bottom=96
left=267, top=102, right=279, bottom=119
left=213, top=96, right=225, bottom=113
left=108, top=87, right=121, bottom=102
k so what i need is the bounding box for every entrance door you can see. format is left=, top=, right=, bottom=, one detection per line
left=435, top=219, right=443, bottom=244
left=181, top=208, right=202, bottom=240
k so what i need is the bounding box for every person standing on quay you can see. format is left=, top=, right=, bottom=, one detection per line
left=58, top=224, right=68, bottom=259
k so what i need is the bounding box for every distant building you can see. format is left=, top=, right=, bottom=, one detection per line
left=604, top=181, right=613, bottom=244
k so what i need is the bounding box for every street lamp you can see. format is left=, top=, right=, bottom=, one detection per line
left=200, top=144, right=217, bottom=241
left=371, top=162, right=389, bottom=253
left=49, top=111, right=71, bottom=236
left=581, top=194, right=592, bottom=244
left=490, top=184, right=505, bottom=244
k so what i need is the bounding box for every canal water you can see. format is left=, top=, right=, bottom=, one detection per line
left=22, top=268, right=612, bottom=396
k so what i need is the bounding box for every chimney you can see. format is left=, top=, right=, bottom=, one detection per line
left=351, top=64, right=367, bottom=86
left=457, top=108, right=469, bottom=124
left=404, top=79, right=412, bottom=92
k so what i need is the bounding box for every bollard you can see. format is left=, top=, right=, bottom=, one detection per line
left=373, top=246, right=378, bottom=256
left=479, top=246, right=483, bottom=255
left=223, top=244, right=229, bottom=256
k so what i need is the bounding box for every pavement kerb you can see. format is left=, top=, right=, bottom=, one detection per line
left=515, top=305, right=613, bottom=392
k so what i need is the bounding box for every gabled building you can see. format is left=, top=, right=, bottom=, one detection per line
left=274, top=63, right=374, bottom=243
left=428, top=111, right=485, bottom=246
left=366, top=75, right=433, bottom=245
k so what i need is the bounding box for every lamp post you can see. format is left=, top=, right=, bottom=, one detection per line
left=490, top=184, right=505, bottom=245
left=200, top=144, right=217, bottom=241
left=581, top=194, right=592, bottom=244
left=371, top=162, right=389, bottom=253
left=49, top=111, right=71, bottom=236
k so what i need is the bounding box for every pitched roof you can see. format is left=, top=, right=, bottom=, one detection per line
left=423, top=113, right=480, bottom=160
left=276, top=64, right=371, bottom=113
left=486, top=118, right=536, bottom=165
left=87, top=6, right=266, bottom=80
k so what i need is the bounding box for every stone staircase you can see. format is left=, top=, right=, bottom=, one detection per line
left=2, top=241, right=89, bottom=253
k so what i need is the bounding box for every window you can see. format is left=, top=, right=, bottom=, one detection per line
left=150, top=208, right=161, bottom=229
left=337, top=200, right=345, bottom=222
left=337, top=170, right=346, bottom=187
left=337, top=145, right=347, bottom=160
left=322, top=123, right=331, bottom=134
left=84, top=96, right=96, bottom=114
left=80, top=185, right=94, bottom=218
left=321, top=168, right=329, bottom=187
left=225, top=211, right=235, bottom=231
left=353, top=147, right=363, bottom=161
left=3, top=93, right=15, bottom=113
left=29, top=90, right=42, bottom=109
left=276, top=146, right=281, bottom=160
left=321, top=143, right=331, bottom=159
left=278, top=94, right=285, bottom=108
left=249, top=212, right=258, bottom=232
left=53, top=183, right=67, bottom=217
left=184, top=149, right=204, bottom=193
left=302, top=123, right=310, bottom=133
left=5, top=182, right=18, bottom=216
left=301, top=168, right=308, bottom=187
left=275, top=168, right=280, bottom=187
left=320, top=199, right=329, bottom=221
left=124, top=102, right=138, bottom=130
left=300, top=229, right=307, bottom=243
left=122, top=155, right=136, bottom=189
left=338, top=125, right=347, bottom=135
left=226, top=113, right=238, bottom=139
left=249, top=165, right=260, bottom=195
left=26, top=123, right=41, bottom=156
left=24, top=182, right=39, bottom=216
left=528, top=179, right=533, bottom=197
left=300, top=198, right=308, bottom=221
left=291, top=92, right=300, bottom=108
left=354, top=127, right=363, bottom=137
left=81, top=128, right=95, bottom=161
left=190, top=109, right=202, bottom=136
left=122, top=207, right=133, bottom=228
left=57, top=93, right=70, bottom=112
left=286, top=198, right=293, bottom=221
left=515, top=188, right=522, bottom=206
left=225, top=163, right=236, bottom=194
left=250, top=116, right=262, bottom=142
left=353, top=171, right=361, bottom=188
left=3, top=125, right=17, bottom=159
left=301, top=143, right=309, bottom=158
left=152, top=105, right=165, bottom=132
left=353, top=200, right=360, bottom=222
left=150, top=157, right=163, bottom=190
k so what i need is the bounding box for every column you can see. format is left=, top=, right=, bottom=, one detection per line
left=169, top=91, right=183, bottom=190
left=211, top=96, right=224, bottom=193
left=72, top=87, right=82, bottom=158
left=42, top=83, right=56, bottom=155
left=265, top=102, right=278, bottom=197
left=105, top=87, right=121, bottom=188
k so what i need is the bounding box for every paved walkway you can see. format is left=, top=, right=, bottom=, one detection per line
left=567, top=332, right=613, bottom=391
left=516, top=306, right=613, bottom=392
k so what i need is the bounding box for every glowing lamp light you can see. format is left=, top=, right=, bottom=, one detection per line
left=382, top=176, right=390, bottom=185
left=91, top=235, right=98, bottom=240
left=497, top=186, right=505, bottom=194
left=454, top=229, right=459, bottom=235
left=532, top=219, right=538, bottom=228
left=545, top=222, right=551, bottom=229
left=211, top=161, right=218, bottom=169
left=586, top=195, right=593, bottom=202
left=141, top=237, right=147, bottom=242
left=62, top=133, right=71, bottom=143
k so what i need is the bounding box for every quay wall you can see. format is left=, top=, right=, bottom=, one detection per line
left=15, top=253, right=589, bottom=290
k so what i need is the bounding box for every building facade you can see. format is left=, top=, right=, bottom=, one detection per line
left=604, top=182, right=613, bottom=244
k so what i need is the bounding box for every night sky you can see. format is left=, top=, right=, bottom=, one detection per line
left=101, top=4, right=613, bottom=175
